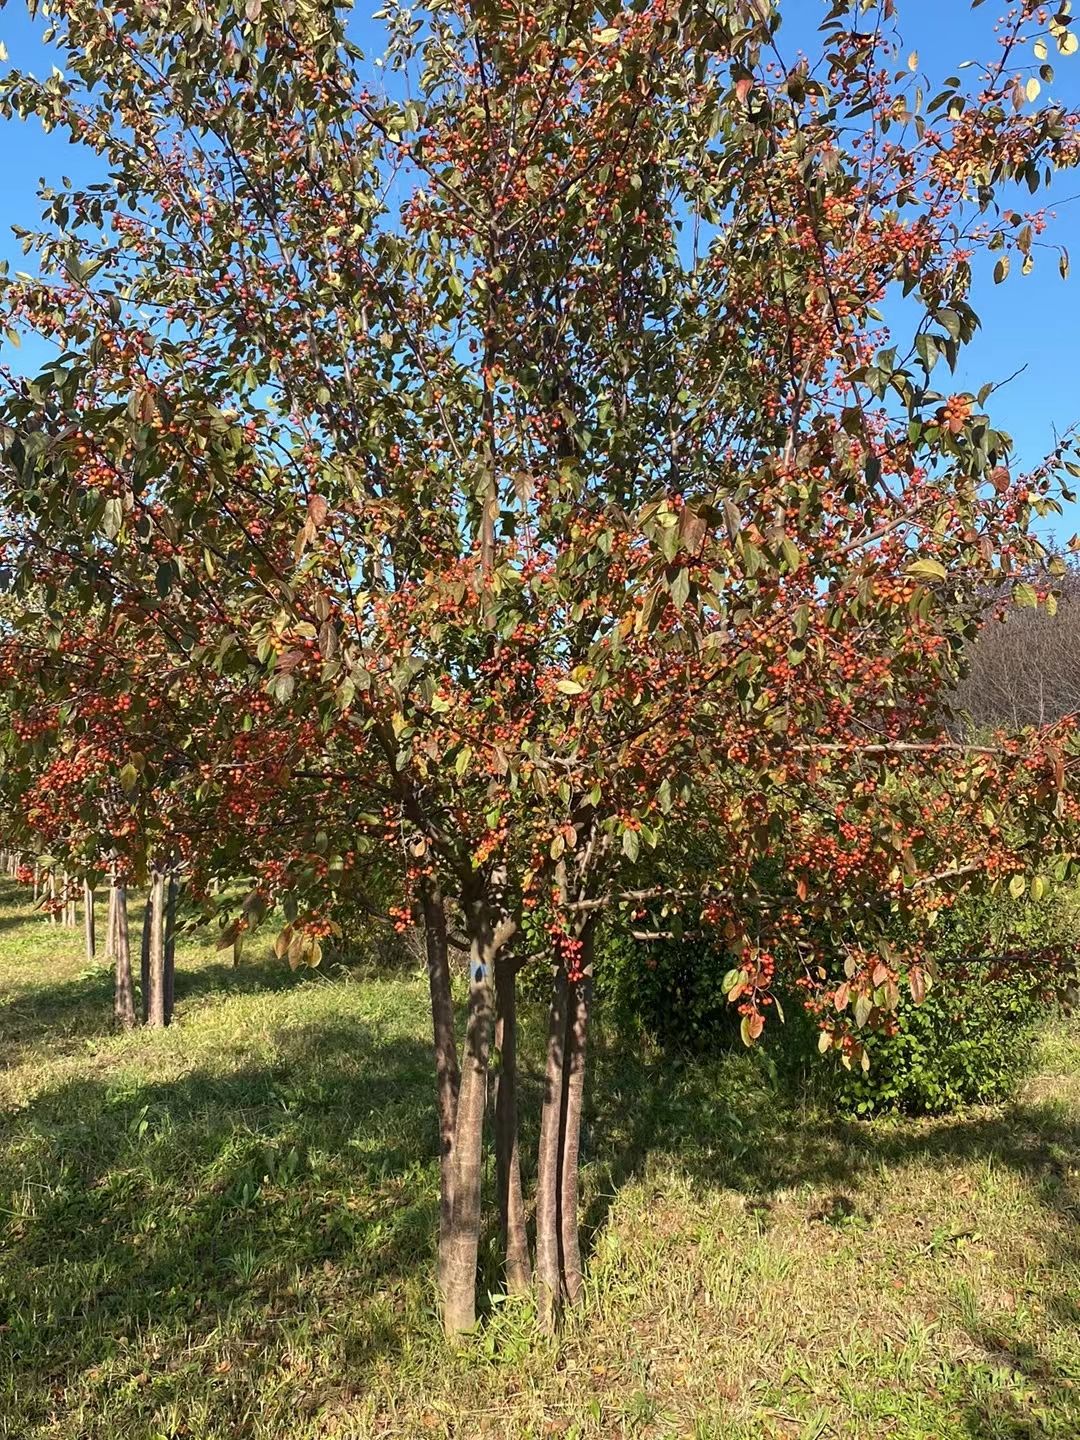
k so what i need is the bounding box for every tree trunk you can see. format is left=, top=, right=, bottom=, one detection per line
left=84, top=881, right=96, bottom=962
left=62, top=871, right=76, bottom=928
left=495, top=957, right=531, bottom=1295
left=559, top=963, right=593, bottom=1307
left=535, top=963, right=569, bottom=1333
left=164, top=872, right=178, bottom=1025
left=140, top=892, right=152, bottom=1023
left=441, top=896, right=511, bottom=1338
left=534, top=925, right=595, bottom=1331
left=146, top=870, right=167, bottom=1028
left=104, top=882, right=117, bottom=963
left=418, top=876, right=460, bottom=1294
left=113, top=886, right=136, bottom=1031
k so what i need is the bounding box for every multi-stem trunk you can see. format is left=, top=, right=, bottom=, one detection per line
left=145, top=870, right=167, bottom=1029
left=559, top=961, right=592, bottom=1306
left=418, top=874, right=459, bottom=1293
left=494, top=956, right=531, bottom=1295
left=113, top=886, right=136, bottom=1030
left=441, top=895, right=514, bottom=1338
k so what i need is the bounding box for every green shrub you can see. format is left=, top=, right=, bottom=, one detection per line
left=592, top=925, right=742, bottom=1052
left=591, top=886, right=1079, bottom=1116
left=819, top=976, right=1043, bottom=1116
left=824, top=888, right=1079, bottom=1115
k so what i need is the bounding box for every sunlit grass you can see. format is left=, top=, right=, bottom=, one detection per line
left=1, top=877, right=1077, bottom=1439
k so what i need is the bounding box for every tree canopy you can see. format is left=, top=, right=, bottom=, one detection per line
left=3, top=0, right=1080, bottom=1334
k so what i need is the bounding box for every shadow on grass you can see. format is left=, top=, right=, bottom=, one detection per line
left=1, top=948, right=1077, bottom=1437
left=0, top=910, right=49, bottom=935
left=568, top=1025, right=1080, bottom=1440
left=0, top=1014, right=440, bottom=1435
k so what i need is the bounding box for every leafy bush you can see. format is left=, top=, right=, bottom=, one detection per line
left=818, top=976, right=1043, bottom=1115
left=592, top=925, right=742, bottom=1051
left=593, top=887, right=1079, bottom=1115
left=823, top=888, right=1080, bottom=1115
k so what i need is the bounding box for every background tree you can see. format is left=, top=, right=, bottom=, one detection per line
left=953, top=564, right=1080, bottom=729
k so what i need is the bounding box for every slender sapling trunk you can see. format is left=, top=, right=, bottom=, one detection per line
left=84, top=881, right=95, bottom=962
left=494, top=956, right=531, bottom=1295
left=419, top=875, right=460, bottom=1294
left=113, top=886, right=136, bottom=1030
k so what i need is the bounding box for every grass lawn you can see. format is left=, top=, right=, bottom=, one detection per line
left=0, top=877, right=1078, bottom=1439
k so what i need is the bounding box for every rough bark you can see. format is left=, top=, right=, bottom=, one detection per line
left=104, top=883, right=117, bottom=963
left=494, top=956, right=531, bottom=1295
left=144, top=873, right=168, bottom=1029
left=534, top=920, right=595, bottom=1330
left=62, top=871, right=76, bottom=929
left=113, top=886, right=136, bottom=1030
left=140, top=893, right=152, bottom=1023
left=535, top=962, right=570, bottom=1333
left=418, top=875, right=459, bottom=1293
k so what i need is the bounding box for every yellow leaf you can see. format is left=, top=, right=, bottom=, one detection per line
left=906, top=558, right=947, bottom=582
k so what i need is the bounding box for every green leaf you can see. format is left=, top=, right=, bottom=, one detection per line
left=1009, top=873, right=1027, bottom=898
left=621, top=827, right=640, bottom=862
left=118, top=762, right=139, bottom=794
left=101, top=497, right=124, bottom=540
left=556, top=679, right=585, bottom=695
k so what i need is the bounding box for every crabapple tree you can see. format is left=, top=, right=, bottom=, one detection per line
left=3, top=0, right=1080, bottom=1335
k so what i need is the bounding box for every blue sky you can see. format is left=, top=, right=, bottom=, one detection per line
left=2, top=1, right=1079, bottom=539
